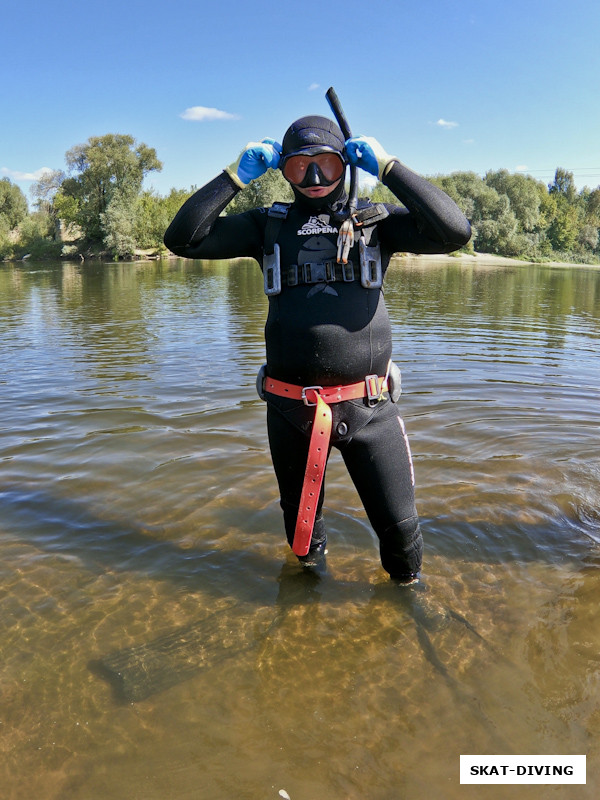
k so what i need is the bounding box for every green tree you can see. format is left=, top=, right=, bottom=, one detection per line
left=549, top=168, right=577, bottom=204
left=431, top=172, right=519, bottom=254
left=473, top=189, right=520, bottom=255
left=0, top=177, right=28, bottom=230
left=15, top=212, right=63, bottom=260
left=225, top=168, right=292, bottom=215
left=485, top=170, right=543, bottom=232
left=0, top=214, right=12, bottom=258
left=585, top=188, right=600, bottom=222
left=58, top=134, right=162, bottom=244
left=134, top=188, right=195, bottom=252
left=134, top=190, right=168, bottom=251
left=538, top=188, right=557, bottom=230
left=366, top=181, right=397, bottom=205
left=578, top=224, right=599, bottom=252
left=30, top=169, right=65, bottom=242
left=546, top=168, right=600, bottom=257
left=100, top=189, right=137, bottom=258
left=430, top=171, right=483, bottom=220
left=30, top=169, right=65, bottom=214
left=547, top=199, right=579, bottom=252
left=578, top=188, right=600, bottom=255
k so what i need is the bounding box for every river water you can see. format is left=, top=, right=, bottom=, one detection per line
left=1, top=256, right=599, bottom=799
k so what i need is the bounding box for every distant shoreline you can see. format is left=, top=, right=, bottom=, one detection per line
left=392, top=252, right=600, bottom=269
left=4, top=250, right=599, bottom=270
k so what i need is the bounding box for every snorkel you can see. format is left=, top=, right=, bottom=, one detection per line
left=325, top=86, right=358, bottom=217
left=325, top=87, right=360, bottom=264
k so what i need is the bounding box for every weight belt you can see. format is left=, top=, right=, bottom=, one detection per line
left=264, top=374, right=388, bottom=556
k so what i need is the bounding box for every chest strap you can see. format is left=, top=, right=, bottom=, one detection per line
left=283, top=260, right=356, bottom=287
left=264, top=374, right=388, bottom=556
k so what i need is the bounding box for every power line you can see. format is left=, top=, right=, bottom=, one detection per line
left=524, top=167, right=600, bottom=174
left=510, top=167, right=600, bottom=188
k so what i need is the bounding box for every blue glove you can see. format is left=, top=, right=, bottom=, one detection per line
left=226, top=138, right=282, bottom=187
left=345, top=136, right=398, bottom=180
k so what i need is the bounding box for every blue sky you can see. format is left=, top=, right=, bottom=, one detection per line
left=2, top=0, right=599, bottom=204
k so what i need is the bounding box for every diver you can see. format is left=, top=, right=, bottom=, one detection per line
left=164, top=111, right=471, bottom=583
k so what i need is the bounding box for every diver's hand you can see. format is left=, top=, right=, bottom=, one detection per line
left=345, top=136, right=398, bottom=180
left=225, top=138, right=282, bottom=187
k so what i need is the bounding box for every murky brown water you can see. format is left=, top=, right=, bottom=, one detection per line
left=1, top=257, right=599, bottom=799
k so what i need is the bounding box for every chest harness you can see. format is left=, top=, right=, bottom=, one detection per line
left=262, top=200, right=389, bottom=296
left=258, top=200, right=400, bottom=557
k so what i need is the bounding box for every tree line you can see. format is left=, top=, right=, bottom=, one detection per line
left=1, top=133, right=599, bottom=264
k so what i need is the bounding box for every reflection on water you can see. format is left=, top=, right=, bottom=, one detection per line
left=1, top=257, right=599, bottom=799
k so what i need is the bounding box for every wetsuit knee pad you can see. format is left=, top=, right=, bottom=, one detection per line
left=379, top=515, right=423, bottom=579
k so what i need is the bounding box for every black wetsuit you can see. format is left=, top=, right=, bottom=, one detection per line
left=164, top=162, right=471, bottom=578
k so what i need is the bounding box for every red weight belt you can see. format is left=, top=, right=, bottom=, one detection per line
left=264, top=374, right=388, bottom=556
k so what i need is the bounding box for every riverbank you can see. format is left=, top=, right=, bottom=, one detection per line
left=394, top=251, right=600, bottom=269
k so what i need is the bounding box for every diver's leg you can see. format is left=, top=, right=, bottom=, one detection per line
left=266, top=404, right=328, bottom=561
left=340, top=401, right=422, bottom=580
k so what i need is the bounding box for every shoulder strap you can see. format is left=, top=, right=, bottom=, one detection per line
left=264, top=202, right=291, bottom=255
left=353, top=199, right=389, bottom=228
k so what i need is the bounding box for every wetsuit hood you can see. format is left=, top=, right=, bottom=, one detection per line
left=282, top=115, right=345, bottom=157
left=281, top=115, right=347, bottom=211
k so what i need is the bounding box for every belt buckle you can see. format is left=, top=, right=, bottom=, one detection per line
left=304, top=263, right=326, bottom=283
left=365, top=374, right=383, bottom=406
left=301, top=385, right=323, bottom=406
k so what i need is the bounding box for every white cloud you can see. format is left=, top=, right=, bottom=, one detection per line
left=180, top=106, right=239, bottom=122
left=515, top=165, right=528, bottom=172
left=308, top=83, right=320, bottom=91
left=1, top=166, right=54, bottom=181
left=436, top=119, right=459, bottom=129
left=358, top=173, right=378, bottom=191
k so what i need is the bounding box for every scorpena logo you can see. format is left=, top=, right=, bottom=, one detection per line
left=297, top=215, right=338, bottom=236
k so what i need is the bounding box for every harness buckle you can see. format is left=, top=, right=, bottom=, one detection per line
left=263, top=243, right=282, bottom=296
left=342, top=261, right=355, bottom=281
left=301, top=386, right=323, bottom=406
left=268, top=202, right=291, bottom=219
left=359, top=238, right=383, bottom=289
left=303, top=262, right=332, bottom=284
left=365, top=374, right=384, bottom=406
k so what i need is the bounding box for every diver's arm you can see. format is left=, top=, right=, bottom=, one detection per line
left=163, top=174, right=267, bottom=262
left=163, top=172, right=242, bottom=257
left=164, top=138, right=282, bottom=259
left=346, top=135, right=471, bottom=252
left=381, top=160, right=472, bottom=250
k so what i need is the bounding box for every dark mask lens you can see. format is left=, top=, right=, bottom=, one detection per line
left=314, top=153, right=344, bottom=182
left=282, top=155, right=309, bottom=184
left=283, top=153, right=344, bottom=186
